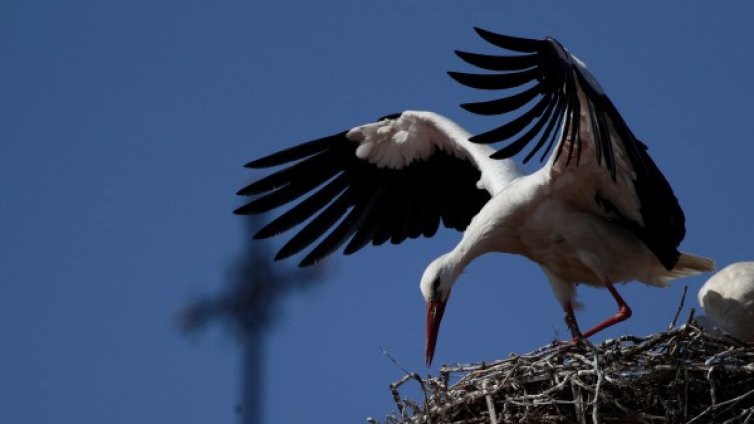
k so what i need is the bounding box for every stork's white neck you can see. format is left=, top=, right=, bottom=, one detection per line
left=443, top=227, right=502, bottom=285
left=421, top=183, right=530, bottom=302
left=445, top=242, right=476, bottom=281
left=446, top=195, right=527, bottom=282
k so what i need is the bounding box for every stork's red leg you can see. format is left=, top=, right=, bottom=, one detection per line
left=580, top=281, right=632, bottom=339
left=564, top=302, right=583, bottom=341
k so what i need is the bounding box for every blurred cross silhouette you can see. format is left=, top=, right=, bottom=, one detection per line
left=179, top=215, right=324, bottom=424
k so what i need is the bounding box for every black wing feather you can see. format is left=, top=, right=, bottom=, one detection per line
left=235, top=165, right=341, bottom=213
left=252, top=173, right=349, bottom=238
left=454, top=50, right=538, bottom=72
left=245, top=133, right=343, bottom=168
left=460, top=83, right=543, bottom=116
left=236, top=123, right=490, bottom=266
left=237, top=149, right=340, bottom=195
left=469, top=93, right=551, bottom=146
left=274, top=186, right=355, bottom=261
left=342, top=187, right=385, bottom=255
left=594, top=101, right=615, bottom=178
left=489, top=92, right=557, bottom=160
left=299, top=188, right=373, bottom=266
left=535, top=96, right=567, bottom=162
left=452, top=28, right=686, bottom=270
left=523, top=94, right=565, bottom=163
left=448, top=68, right=540, bottom=91
left=473, top=27, right=543, bottom=53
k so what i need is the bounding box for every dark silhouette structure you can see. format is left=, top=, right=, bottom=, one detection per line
left=180, top=216, right=323, bottom=424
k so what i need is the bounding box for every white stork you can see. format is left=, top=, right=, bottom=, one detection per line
left=235, top=28, right=714, bottom=366
left=697, top=262, right=754, bottom=342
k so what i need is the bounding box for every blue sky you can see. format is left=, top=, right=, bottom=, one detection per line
left=2, top=1, right=753, bottom=423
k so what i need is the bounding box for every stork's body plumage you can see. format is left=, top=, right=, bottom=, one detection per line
left=236, top=29, right=714, bottom=365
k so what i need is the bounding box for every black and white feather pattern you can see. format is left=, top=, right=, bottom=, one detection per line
left=235, top=111, right=520, bottom=266
left=451, top=28, right=685, bottom=270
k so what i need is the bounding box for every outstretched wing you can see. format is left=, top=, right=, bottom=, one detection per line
left=451, top=28, right=685, bottom=270
left=235, top=111, right=522, bottom=266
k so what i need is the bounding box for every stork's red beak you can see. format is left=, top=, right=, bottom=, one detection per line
left=425, top=298, right=448, bottom=367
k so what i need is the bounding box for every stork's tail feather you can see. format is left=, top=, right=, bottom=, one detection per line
left=675, top=253, right=716, bottom=275
left=646, top=253, right=715, bottom=287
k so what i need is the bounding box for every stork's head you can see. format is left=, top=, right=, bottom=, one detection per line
left=420, top=253, right=460, bottom=366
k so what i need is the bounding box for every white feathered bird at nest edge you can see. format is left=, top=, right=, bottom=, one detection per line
left=235, top=28, right=715, bottom=366
left=698, top=262, right=754, bottom=342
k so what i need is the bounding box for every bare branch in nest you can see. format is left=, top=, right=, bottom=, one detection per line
left=378, top=324, right=754, bottom=423
left=669, top=285, right=689, bottom=329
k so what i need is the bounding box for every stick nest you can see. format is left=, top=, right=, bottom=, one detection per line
left=375, top=322, right=754, bottom=423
